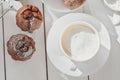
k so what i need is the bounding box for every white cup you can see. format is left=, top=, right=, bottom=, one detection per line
left=60, top=21, right=100, bottom=62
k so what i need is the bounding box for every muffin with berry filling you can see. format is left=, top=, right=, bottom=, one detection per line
left=16, top=4, right=42, bottom=33
left=7, top=34, right=36, bottom=61
left=62, top=0, right=85, bottom=9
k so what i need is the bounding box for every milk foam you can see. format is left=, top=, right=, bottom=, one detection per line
left=70, top=31, right=98, bottom=59
left=61, top=23, right=99, bottom=61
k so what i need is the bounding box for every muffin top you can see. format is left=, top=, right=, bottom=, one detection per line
left=7, top=34, right=36, bottom=61
left=16, top=4, right=42, bottom=33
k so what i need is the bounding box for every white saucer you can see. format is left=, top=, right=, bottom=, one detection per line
left=47, top=13, right=111, bottom=77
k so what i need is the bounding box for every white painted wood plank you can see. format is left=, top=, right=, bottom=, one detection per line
left=44, top=6, right=88, bottom=80
left=0, top=5, right=5, bottom=80
left=3, top=1, right=46, bottom=80
left=90, top=40, right=120, bottom=80
left=88, top=0, right=120, bottom=80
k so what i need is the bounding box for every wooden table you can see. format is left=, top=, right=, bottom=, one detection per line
left=0, top=0, right=120, bottom=80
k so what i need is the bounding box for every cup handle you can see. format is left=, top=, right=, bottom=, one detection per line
left=69, top=60, right=83, bottom=76
left=41, top=0, right=47, bottom=3
left=60, top=73, right=69, bottom=80
left=70, top=62, right=77, bottom=71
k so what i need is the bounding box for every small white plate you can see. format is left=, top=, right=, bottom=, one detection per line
left=42, top=0, right=87, bottom=13
left=47, top=13, right=111, bottom=77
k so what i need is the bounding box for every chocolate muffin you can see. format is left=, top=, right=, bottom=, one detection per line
left=62, top=0, right=85, bottom=9
left=7, top=34, right=36, bottom=61
left=16, top=4, right=42, bottom=33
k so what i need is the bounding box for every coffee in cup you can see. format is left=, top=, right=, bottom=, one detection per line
left=60, top=21, right=100, bottom=62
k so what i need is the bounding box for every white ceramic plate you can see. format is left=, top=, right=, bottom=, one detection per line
left=42, top=0, right=87, bottom=13
left=47, top=13, right=111, bottom=77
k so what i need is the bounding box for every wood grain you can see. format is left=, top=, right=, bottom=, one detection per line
left=0, top=4, right=5, bottom=80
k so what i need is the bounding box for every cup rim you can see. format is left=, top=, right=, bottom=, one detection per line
left=43, top=0, right=87, bottom=13
left=59, top=21, right=100, bottom=62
